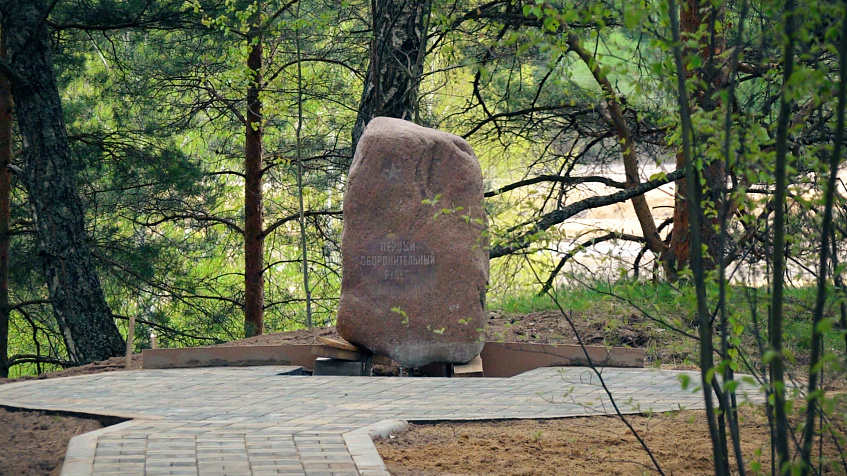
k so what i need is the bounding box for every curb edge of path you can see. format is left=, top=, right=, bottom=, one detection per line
left=343, top=419, right=409, bottom=476
left=60, top=420, right=148, bottom=476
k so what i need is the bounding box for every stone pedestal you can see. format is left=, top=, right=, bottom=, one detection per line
left=313, top=357, right=366, bottom=376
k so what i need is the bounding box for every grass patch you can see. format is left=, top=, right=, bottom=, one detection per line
left=489, top=278, right=847, bottom=371
left=492, top=280, right=685, bottom=317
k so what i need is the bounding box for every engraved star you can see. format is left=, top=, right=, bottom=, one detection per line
left=384, top=162, right=401, bottom=183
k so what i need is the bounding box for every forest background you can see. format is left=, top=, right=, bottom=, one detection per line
left=1, top=0, right=846, bottom=473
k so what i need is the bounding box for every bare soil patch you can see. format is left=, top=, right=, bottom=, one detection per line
left=0, top=408, right=104, bottom=476
left=376, top=406, right=844, bottom=475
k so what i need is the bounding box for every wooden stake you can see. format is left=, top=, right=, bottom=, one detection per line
left=125, top=313, right=136, bottom=369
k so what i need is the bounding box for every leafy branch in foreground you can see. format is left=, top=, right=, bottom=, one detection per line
left=800, top=0, right=847, bottom=470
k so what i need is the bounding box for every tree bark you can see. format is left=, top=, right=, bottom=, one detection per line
left=663, top=0, right=727, bottom=276
left=0, top=1, right=125, bottom=364
left=351, top=0, right=431, bottom=155
left=0, top=27, right=11, bottom=377
left=244, top=13, right=264, bottom=337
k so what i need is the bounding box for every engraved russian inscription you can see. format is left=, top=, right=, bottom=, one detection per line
left=358, top=235, right=436, bottom=296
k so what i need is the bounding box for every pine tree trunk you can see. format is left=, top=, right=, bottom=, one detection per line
left=351, top=0, right=431, bottom=154
left=666, top=151, right=691, bottom=275
left=663, top=0, right=727, bottom=277
left=0, top=1, right=125, bottom=364
left=244, top=17, right=264, bottom=337
left=0, top=28, right=11, bottom=377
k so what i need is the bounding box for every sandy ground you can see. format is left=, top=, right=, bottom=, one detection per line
left=0, top=408, right=105, bottom=476
left=376, top=405, right=846, bottom=476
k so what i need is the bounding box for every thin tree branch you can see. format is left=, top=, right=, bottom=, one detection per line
left=9, top=300, right=52, bottom=312
left=770, top=0, right=798, bottom=471
left=486, top=174, right=628, bottom=198
left=112, top=314, right=224, bottom=344
left=203, top=81, right=246, bottom=125
left=489, top=169, right=684, bottom=258
left=266, top=0, right=301, bottom=25
left=524, top=257, right=666, bottom=476
left=719, top=1, right=751, bottom=473
left=462, top=104, right=594, bottom=139
left=208, top=170, right=246, bottom=179
left=7, top=354, right=74, bottom=368
left=262, top=210, right=341, bottom=238
left=562, top=20, right=666, bottom=255
left=800, top=0, right=847, bottom=471
left=130, top=212, right=244, bottom=236
left=94, top=252, right=244, bottom=313
left=263, top=57, right=362, bottom=85
left=667, top=0, right=726, bottom=473
left=539, top=232, right=646, bottom=295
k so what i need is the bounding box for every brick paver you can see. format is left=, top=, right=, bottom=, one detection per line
left=0, top=366, right=763, bottom=475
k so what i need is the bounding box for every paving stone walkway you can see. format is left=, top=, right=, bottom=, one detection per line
left=0, top=366, right=763, bottom=476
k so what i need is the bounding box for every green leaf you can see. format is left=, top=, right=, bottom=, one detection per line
left=624, top=10, right=639, bottom=29
left=806, top=388, right=825, bottom=402
left=763, top=349, right=778, bottom=364
left=724, top=379, right=738, bottom=392
left=687, top=55, right=702, bottom=70
left=705, top=367, right=715, bottom=384
left=815, top=318, right=834, bottom=334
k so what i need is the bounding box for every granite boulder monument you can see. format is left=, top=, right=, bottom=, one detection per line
left=336, top=117, right=488, bottom=368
